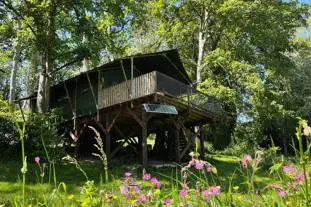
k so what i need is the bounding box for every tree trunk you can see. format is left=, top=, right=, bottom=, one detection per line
left=36, top=0, right=56, bottom=113
left=81, top=34, right=90, bottom=72
left=25, top=51, right=39, bottom=109
left=8, top=50, right=20, bottom=104
left=8, top=22, right=21, bottom=105
left=36, top=55, right=47, bottom=113
left=196, top=10, right=208, bottom=85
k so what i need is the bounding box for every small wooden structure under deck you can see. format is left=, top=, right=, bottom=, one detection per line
left=48, top=50, right=223, bottom=165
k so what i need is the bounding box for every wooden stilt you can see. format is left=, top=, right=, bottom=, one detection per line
left=105, top=114, right=111, bottom=159
left=175, top=126, right=181, bottom=162
left=169, top=116, right=183, bottom=163
left=126, top=106, right=151, bottom=165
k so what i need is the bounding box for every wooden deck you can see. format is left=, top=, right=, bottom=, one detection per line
left=98, top=71, right=221, bottom=120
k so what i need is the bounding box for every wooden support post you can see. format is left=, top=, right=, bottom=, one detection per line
left=126, top=106, right=150, bottom=165
left=175, top=126, right=181, bottom=163
left=169, top=116, right=183, bottom=163
left=105, top=114, right=111, bottom=159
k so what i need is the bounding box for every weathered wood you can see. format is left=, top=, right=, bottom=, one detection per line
left=169, top=116, right=183, bottom=162
left=99, top=72, right=157, bottom=108
left=113, top=126, right=139, bottom=156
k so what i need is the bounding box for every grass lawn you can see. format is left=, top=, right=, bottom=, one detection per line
left=0, top=154, right=275, bottom=205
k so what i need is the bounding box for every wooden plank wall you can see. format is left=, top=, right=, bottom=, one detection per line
left=98, top=71, right=157, bottom=109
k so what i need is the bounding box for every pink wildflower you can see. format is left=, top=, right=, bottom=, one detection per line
left=241, top=155, right=252, bottom=169
left=202, top=190, right=209, bottom=200
left=195, top=161, right=205, bottom=170
left=164, top=198, right=172, bottom=206
left=282, top=166, right=296, bottom=174
left=155, top=182, right=161, bottom=189
left=151, top=177, right=158, bottom=184
left=245, top=155, right=252, bottom=161
left=34, top=156, right=40, bottom=164
left=120, top=185, right=129, bottom=195
left=279, top=191, right=286, bottom=198
left=143, top=172, right=151, bottom=180
left=208, top=186, right=221, bottom=196
left=124, top=172, right=132, bottom=178
left=150, top=177, right=161, bottom=189
left=137, top=195, right=146, bottom=203
left=133, top=186, right=140, bottom=194
left=180, top=189, right=188, bottom=198
left=297, top=171, right=305, bottom=183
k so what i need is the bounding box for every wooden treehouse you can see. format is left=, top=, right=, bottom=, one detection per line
left=49, top=50, right=222, bottom=165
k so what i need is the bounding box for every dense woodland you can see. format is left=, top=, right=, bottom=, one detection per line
left=0, top=0, right=311, bottom=154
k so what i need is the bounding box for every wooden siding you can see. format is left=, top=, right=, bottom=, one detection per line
left=99, top=71, right=157, bottom=108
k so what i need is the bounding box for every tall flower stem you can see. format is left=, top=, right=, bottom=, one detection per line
left=16, top=121, right=26, bottom=206
left=297, top=119, right=310, bottom=206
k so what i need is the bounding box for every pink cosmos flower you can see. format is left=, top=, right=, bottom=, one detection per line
left=195, top=161, right=204, bottom=170
left=137, top=195, right=146, bottom=203
left=120, top=185, right=129, bottom=195
left=34, top=156, right=40, bottom=164
left=180, top=189, right=188, bottom=198
left=279, top=191, right=286, bottom=198
left=164, top=198, right=172, bottom=206
left=143, top=172, right=151, bottom=180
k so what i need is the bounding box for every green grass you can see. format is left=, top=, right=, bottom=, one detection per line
left=0, top=154, right=275, bottom=204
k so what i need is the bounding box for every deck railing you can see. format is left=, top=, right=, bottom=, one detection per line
left=98, top=71, right=222, bottom=116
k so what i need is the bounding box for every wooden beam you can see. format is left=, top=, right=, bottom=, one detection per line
left=126, top=106, right=144, bottom=127
left=110, top=129, right=135, bottom=158
left=113, top=126, right=139, bottom=156
left=106, top=110, right=121, bottom=132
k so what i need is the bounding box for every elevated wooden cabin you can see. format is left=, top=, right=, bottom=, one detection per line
left=49, top=50, right=222, bottom=165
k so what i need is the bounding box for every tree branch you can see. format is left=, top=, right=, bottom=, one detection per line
left=51, top=57, right=84, bottom=74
